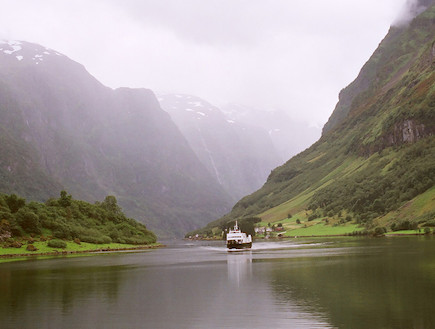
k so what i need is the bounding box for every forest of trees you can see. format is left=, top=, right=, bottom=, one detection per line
left=0, top=191, right=156, bottom=245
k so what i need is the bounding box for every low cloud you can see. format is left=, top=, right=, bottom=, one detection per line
left=0, top=0, right=409, bottom=127
left=393, top=0, right=434, bottom=26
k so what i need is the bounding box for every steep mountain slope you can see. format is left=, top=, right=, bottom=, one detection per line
left=0, top=40, right=232, bottom=237
left=191, top=2, right=435, bottom=236
left=159, top=94, right=282, bottom=200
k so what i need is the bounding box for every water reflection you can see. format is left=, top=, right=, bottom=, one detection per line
left=0, top=257, right=126, bottom=329
left=227, top=251, right=252, bottom=287
left=1, top=238, right=434, bottom=328
left=269, top=237, right=435, bottom=329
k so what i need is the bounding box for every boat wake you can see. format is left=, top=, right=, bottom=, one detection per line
left=197, top=240, right=328, bottom=253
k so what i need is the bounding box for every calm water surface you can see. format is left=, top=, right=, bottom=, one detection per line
left=1, top=237, right=435, bottom=328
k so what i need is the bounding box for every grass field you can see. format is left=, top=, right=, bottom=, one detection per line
left=385, top=230, right=425, bottom=235
left=0, top=241, right=161, bottom=263
left=282, top=222, right=363, bottom=237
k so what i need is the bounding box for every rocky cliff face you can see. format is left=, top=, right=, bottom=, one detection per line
left=0, top=40, right=232, bottom=237
left=386, top=119, right=432, bottom=144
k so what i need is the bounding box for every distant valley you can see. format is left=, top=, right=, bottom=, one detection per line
left=0, top=40, right=317, bottom=238
left=159, top=93, right=285, bottom=201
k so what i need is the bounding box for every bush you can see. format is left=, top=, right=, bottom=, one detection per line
left=26, top=244, right=38, bottom=251
left=80, top=235, right=112, bottom=244
left=47, top=239, right=67, bottom=249
left=16, top=209, right=40, bottom=234
left=391, top=220, right=418, bottom=231
left=374, top=226, right=387, bottom=236
left=5, top=194, right=25, bottom=213
left=422, top=220, right=435, bottom=227
left=10, top=241, right=23, bottom=248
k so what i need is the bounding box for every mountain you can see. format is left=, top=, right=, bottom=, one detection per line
left=158, top=94, right=282, bottom=200
left=0, top=40, right=232, bottom=237
left=191, top=1, right=435, bottom=237
left=221, top=104, right=321, bottom=161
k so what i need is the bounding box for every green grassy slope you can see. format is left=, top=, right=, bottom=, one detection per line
left=188, top=4, right=435, bottom=238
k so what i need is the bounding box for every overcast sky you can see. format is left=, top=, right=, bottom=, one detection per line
left=0, top=0, right=411, bottom=127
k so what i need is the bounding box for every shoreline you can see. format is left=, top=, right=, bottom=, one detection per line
left=0, top=244, right=165, bottom=261
left=187, top=231, right=432, bottom=241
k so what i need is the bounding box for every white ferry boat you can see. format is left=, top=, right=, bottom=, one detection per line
left=226, top=221, right=252, bottom=250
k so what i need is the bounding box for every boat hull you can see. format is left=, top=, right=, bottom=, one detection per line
left=227, top=241, right=252, bottom=250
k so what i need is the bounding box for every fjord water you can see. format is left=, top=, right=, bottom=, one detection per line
left=1, top=237, right=435, bottom=329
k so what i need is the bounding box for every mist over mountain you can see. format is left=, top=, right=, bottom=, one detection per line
left=0, top=40, right=232, bottom=237
left=221, top=103, right=321, bottom=161
left=159, top=94, right=282, bottom=200
left=394, top=0, right=435, bottom=26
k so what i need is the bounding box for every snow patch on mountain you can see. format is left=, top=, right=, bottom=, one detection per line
left=0, top=40, right=64, bottom=63
left=0, top=40, right=22, bottom=57
left=189, top=101, right=203, bottom=107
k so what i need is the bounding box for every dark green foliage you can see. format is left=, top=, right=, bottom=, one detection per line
left=47, top=239, right=67, bottom=249
left=101, top=196, right=121, bottom=214
left=268, top=168, right=301, bottom=183
left=308, top=212, right=320, bottom=221
left=374, top=227, right=387, bottom=236
left=15, top=209, right=40, bottom=234
left=5, top=194, right=25, bottom=213
left=59, top=191, right=72, bottom=208
left=391, top=220, right=418, bottom=232
left=422, top=220, right=435, bottom=227
left=0, top=192, right=156, bottom=245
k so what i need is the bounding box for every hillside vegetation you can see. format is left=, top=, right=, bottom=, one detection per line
left=0, top=191, right=156, bottom=248
left=189, top=3, right=435, bottom=238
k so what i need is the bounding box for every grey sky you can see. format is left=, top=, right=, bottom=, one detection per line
left=0, top=0, right=410, bottom=127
